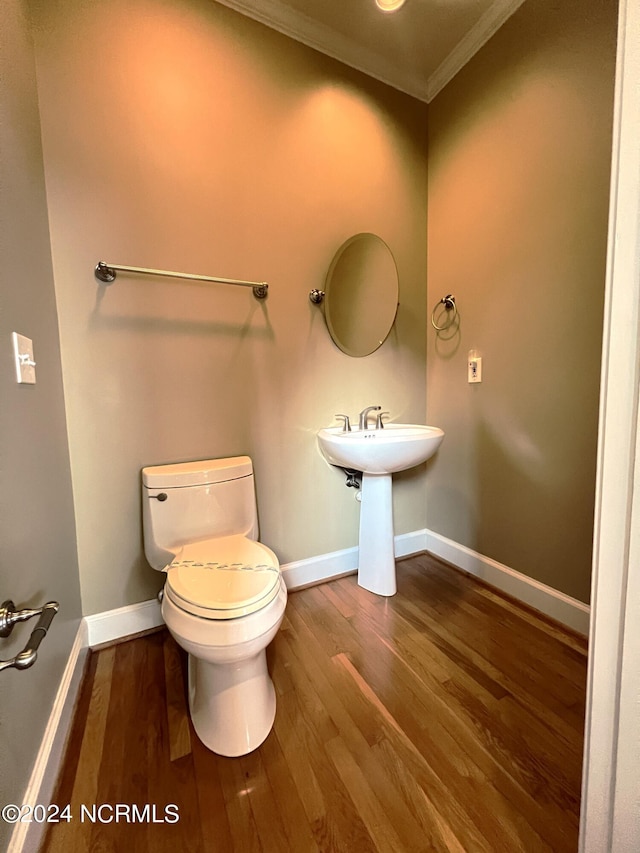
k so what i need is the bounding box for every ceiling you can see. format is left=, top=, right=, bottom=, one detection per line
left=214, top=0, right=527, bottom=102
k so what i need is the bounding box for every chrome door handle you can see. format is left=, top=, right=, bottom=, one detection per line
left=0, top=600, right=59, bottom=673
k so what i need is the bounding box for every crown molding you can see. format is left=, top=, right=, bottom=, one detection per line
left=214, top=0, right=528, bottom=104
left=426, top=0, right=528, bottom=101
left=214, top=0, right=429, bottom=101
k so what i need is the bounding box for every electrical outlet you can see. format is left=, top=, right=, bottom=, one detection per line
left=468, top=350, right=482, bottom=384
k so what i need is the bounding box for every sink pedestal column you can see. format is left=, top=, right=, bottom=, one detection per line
left=357, top=472, right=396, bottom=596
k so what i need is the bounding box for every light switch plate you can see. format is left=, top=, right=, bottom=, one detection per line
left=12, top=332, right=36, bottom=384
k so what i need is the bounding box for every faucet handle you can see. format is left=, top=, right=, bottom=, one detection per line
left=375, top=411, right=390, bottom=429
left=334, top=414, right=352, bottom=432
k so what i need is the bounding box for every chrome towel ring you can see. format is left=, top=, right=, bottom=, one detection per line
left=431, top=294, right=457, bottom=331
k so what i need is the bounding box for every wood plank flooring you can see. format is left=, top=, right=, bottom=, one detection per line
left=43, top=554, right=587, bottom=852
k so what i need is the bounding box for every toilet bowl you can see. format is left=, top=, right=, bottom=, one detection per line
left=141, top=456, right=287, bottom=757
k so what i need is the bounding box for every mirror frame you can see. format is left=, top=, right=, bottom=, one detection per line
left=323, top=232, right=399, bottom=358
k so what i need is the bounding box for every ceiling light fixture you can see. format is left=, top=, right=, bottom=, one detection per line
left=375, top=0, right=407, bottom=11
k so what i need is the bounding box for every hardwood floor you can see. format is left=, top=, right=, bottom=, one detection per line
left=43, top=554, right=587, bottom=852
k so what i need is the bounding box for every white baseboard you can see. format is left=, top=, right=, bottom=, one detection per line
left=280, top=546, right=357, bottom=590
left=9, top=620, right=88, bottom=853
left=423, top=528, right=590, bottom=635
left=85, top=599, right=163, bottom=648
left=82, top=527, right=588, bottom=650
left=80, top=532, right=427, bottom=646
left=281, top=528, right=428, bottom=591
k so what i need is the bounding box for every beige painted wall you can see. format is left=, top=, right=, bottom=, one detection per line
left=30, top=0, right=428, bottom=616
left=426, top=0, right=617, bottom=603
left=0, top=0, right=82, bottom=839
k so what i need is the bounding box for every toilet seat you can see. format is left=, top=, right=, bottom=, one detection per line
left=164, top=535, right=280, bottom=620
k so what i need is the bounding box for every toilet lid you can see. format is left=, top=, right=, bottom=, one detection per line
left=164, top=535, right=281, bottom=619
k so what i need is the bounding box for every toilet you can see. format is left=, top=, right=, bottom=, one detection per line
left=141, top=456, right=287, bottom=757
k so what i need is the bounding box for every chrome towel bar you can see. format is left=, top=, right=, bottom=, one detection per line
left=94, top=261, right=269, bottom=299
left=0, top=600, right=59, bottom=673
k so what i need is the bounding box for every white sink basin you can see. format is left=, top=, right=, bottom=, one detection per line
left=317, top=422, right=444, bottom=598
left=317, top=423, right=444, bottom=475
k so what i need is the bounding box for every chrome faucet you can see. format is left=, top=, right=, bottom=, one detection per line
left=359, top=405, right=382, bottom=430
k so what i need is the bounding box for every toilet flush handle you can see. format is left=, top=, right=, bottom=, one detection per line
left=149, top=492, right=168, bottom=502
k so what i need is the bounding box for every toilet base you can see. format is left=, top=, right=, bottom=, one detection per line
left=188, top=649, right=276, bottom=757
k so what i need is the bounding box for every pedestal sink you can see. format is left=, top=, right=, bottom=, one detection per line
left=317, top=424, right=444, bottom=596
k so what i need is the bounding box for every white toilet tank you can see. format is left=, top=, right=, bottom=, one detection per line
left=142, top=456, right=259, bottom=570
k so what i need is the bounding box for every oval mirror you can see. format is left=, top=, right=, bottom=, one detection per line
left=324, top=233, right=399, bottom=357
